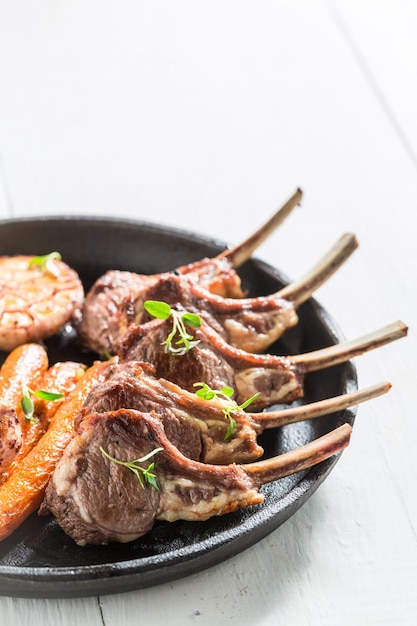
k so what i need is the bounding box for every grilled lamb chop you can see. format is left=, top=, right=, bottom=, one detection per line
left=79, top=231, right=357, bottom=356
left=78, top=361, right=389, bottom=465
left=44, top=408, right=352, bottom=546
left=78, top=362, right=207, bottom=462
left=78, top=189, right=302, bottom=355
left=118, top=317, right=407, bottom=410
left=179, top=188, right=303, bottom=293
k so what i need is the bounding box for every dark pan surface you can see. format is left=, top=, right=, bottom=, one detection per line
left=0, top=216, right=357, bottom=598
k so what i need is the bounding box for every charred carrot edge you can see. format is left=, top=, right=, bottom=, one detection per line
left=1, top=361, right=87, bottom=483
left=0, top=359, right=111, bottom=542
left=0, top=344, right=49, bottom=417
left=0, top=344, right=49, bottom=482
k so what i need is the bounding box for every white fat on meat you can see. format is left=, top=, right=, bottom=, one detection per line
left=234, top=368, right=301, bottom=406
left=223, top=307, right=298, bottom=353
left=158, top=474, right=263, bottom=522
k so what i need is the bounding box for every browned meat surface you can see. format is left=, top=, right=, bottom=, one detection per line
left=44, top=409, right=351, bottom=546
left=78, top=230, right=357, bottom=358
left=44, top=409, right=263, bottom=546
left=117, top=316, right=408, bottom=414
left=77, top=363, right=391, bottom=466
left=144, top=275, right=299, bottom=353
left=117, top=316, right=305, bottom=410
left=78, top=269, right=296, bottom=356
left=76, top=269, right=150, bottom=356
left=77, top=249, right=247, bottom=356
left=77, top=190, right=304, bottom=356
left=78, top=362, right=203, bottom=462
left=78, top=361, right=263, bottom=464
left=173, top=256, right=245, bottom=298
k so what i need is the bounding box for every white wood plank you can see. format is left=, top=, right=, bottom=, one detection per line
left=328, top=0, right=417, bottom=164
left=0, top=597, right=103, bottom=625
left=0, top=158, right=13, bottom=219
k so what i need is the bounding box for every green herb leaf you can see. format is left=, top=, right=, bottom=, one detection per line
left=225, top=416, right=237, bottom=441
left=193, top=381, right=235, bottom=404
left=20, top=389, right=35, bottom=422
left=195, top=390, right=216, bottom=401
left=221, top=386, right=234, bottom=398
left=144, top=300, right=172, bottom=320
left=239, top=392, right=261, bottom=410
left=28, top=252, right=62, bottom=277
left=21, top=385, right=65, bottom=422
left=100, top=446, right=163, bottom=490
left=181, top=312, right=202, bottom=329
left=193, top=382, right=214, bottom=400
left=193, top=382, right=260, bottom=440
left=144, top=300, right=202, bottom=356
left=31, top=389, right=64, bottom=401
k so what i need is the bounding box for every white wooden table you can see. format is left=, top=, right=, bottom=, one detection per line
left=0, top=2, right=416, bottom=624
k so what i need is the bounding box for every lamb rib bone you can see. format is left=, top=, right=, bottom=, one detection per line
left=168, top=232, right=358, bottom=353
left=44, top=409, right=351, bottom=545
left=78, top=189, right=302, bottom=354
left=118, top=316, right=407, bottom=410
left=276, top=232, right=358, bottom=306
left=254, top=381, right=391, bottom=429
left=215, top=188, right=303, bottom=268
left=79, top=361, right=389, bottom=465
left=175, top=187, right=302, bottom=291
left=158, top=375, right=391, bottom=432
left=234, top=320, right=407, bottom=407
left=244, top=422, right=351, bottom=483
left=291, top=321, right=408, bottom=372
left=90, top=231, right=358, bottom=358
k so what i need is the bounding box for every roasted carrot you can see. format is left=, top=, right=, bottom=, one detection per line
left=0, top=343, right=49, bottom=417
left=34, top=361, right=87, bottom=426
left=0, top=344, right=49, bottom=480
left=0, top=359, right=112, bottom=541
left=1, top=361, right=87, bottom=483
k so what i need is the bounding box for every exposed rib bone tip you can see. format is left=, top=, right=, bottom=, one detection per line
left=255, top=381, right=392, bottom=429
left=294, top=320, right=408, bottom=372
left=219, top=189, right=302, bottom=267
left=277, top=231, right=359, bottom=304
left=397, top=320, right=408, bottom=335
left=245, top=423, right=352, bottom=484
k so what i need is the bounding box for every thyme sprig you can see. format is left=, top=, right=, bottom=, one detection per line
left=21, top=385, right=64, bottom=422
left=144, top=300, right=201, bottom=356
left=28, top=252, right=62, bottom=278
left=193, top=382, right=260, bottom=440
left=100, top=446, right=163, bottom=490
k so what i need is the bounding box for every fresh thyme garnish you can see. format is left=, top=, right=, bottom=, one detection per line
left=100, top=446, right=163, bottom=490
left=193, top=382, right=260, bottom=440
left=28, top=252, right=62, bottom=278
left=21, top=385, right=64, bottom=422
left=144, top=300, right=202, bottom=356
